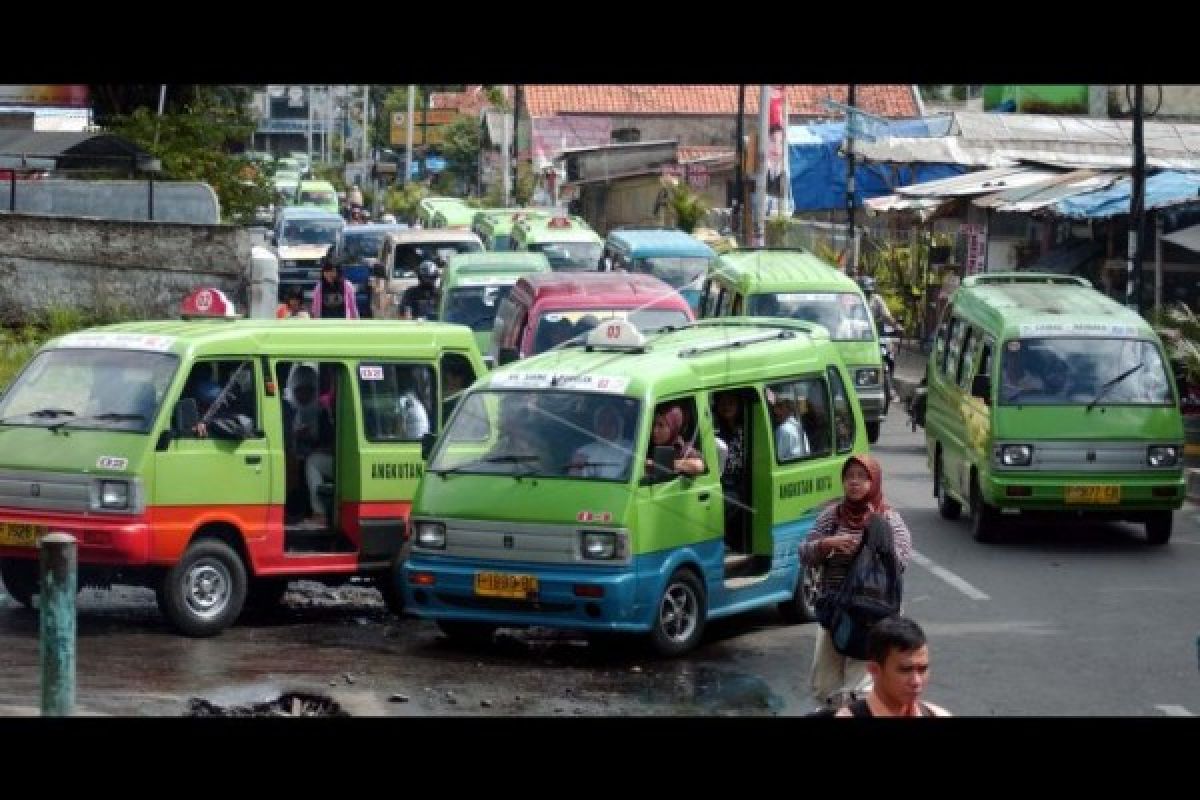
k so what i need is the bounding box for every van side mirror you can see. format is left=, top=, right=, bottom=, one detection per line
left=174, top=398, right=199, bottom=434
left=971, top=374, right=991, bottom=404
left=497, top=347, right=519, bottom=366
left=420, top=432, right=437, bottom=460
left=642, top=445, right=677, bottom=485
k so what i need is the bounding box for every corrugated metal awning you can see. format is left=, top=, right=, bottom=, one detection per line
left=972, top=170, right=1121, bottom=212
left=1051, top=170, right=1200, bottom=219
left=895, top=166, right=1060, bottom=197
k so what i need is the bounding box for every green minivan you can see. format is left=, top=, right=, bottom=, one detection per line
left=924, top=273, right=1185, bottom=544
left=699, top=249, right=888, bottom=442
left=438, top=251, right=552, bottom=364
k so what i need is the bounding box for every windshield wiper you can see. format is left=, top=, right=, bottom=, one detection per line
left=432, top=454, right=540, bottom=478
left=1086, top=362, right=1144, bottom=412
left=563, top=460, right=621, bottom=475
left=49, top=412, right=145, bottom=432
left=0, top=408, right=75, bottom=425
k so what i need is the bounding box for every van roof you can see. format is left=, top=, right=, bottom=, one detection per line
left=444, top=252, right=552, bottom=280
left=710, top=249, right=857, bottom=294
left=952, top=272, right=1154, bottom=340
left=383, top=229, right=484, bottom=245
left=47, top=320, right=481, bottom=361
left=481, top=318, right=835, bottom=398
left=279, top=207, right=343, bottom=221
left=606, top=228, right=716, bottom=258
left=297, top=180, right=336, bottom=190
left=518, top=271, right=686, bottom=301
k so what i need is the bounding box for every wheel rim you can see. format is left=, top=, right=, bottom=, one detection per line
left=658, top=580, right=699, bottom=643
left=184, top=559, right=231, bottom=619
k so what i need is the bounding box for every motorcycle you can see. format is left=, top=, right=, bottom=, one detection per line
left=878, top=322, right=899, bottom=415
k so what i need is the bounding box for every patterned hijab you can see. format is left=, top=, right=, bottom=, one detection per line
left=837, top=454, right=889, bottom=531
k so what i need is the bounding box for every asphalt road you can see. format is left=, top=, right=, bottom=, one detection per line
left=0, top=411, right=1197, bottom=716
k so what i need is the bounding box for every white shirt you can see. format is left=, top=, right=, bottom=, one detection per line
left=570, top=439, right=632, bottom=480
left=396, top=391, right=430, bottom=440
left=775, top=416, right=810, bottom=460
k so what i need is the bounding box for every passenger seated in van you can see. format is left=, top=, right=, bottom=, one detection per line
left=184, top=377, right=254, bottom=440
left=568, top=403, right=633, bottom=479
left=394, top=370, right=431, bottom=440
left=803, top=386, right=832, bottom=455
left=766, top=389, right=810, bottom=460
left=1001, top=345, right=1045, bottom=401
left=287, top=366, right=335, bottom=528
left=714, top=391, right=749, bottom=551
left=644, top=404, right=705, bottom=477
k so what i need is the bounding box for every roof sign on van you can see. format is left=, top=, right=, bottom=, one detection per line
left=58, top=332, right=177, bottom=352
left=1018, top=322, right=1141, bottom=337
left=586, top=318, right=646, bottom=350
left=181, top=288, right=239, bottom=319
left=547, top=216, right=572, bottom=229
left=491, top=372, right=631, bottom=394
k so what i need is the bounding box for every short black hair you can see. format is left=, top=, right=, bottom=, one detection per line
left=866, top=615, right=927, bottom=664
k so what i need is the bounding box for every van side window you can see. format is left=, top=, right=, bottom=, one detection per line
left=700, top=280, right=720, bottom=318
left=649, top=396, right=707, bottom=476
left=942, top=317, right=965, bottom=377
left=716, top=288, right=734, bottom=316
left=977, top=336, right=995, bottom=382
left=440, top=353, right=476, bottom=423
left=176, top=359, right=258, bottom=439
left=731, top=294, right=744, bottom=316
left=358, top=363, right=436, bottom=441
left=956, top=326, right=977, bottom=387
left=826, top=366, right=856, bottom=453
left=765, top=377, right=831, bottom=462
left=933, top=306, right=953, bottom=369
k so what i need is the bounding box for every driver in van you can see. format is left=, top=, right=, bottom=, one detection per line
left=1001, top=344, right=1046, bottom=401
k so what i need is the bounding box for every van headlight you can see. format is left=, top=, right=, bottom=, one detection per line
left=99, top=480, right=130, bottom=510
left=1000, top=445, right=1033, bottom=467
left=1147, top=446, right=1180, bottom=467
left=581, top=531, right=620, bottom=560
left=855, top=368, right=881, bottom=387
left=415, top=521, right=446, bottom=549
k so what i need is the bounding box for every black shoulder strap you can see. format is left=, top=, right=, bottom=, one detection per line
left=848, top=698, right=873, bottom=718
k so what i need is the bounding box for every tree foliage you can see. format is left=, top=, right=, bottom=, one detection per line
left=667, top=181, right=710, bottom=233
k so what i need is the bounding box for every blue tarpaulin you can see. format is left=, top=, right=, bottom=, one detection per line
left=1052, top=170, right=1200, bottom=219
left=788, top=117, right=965, bottom=212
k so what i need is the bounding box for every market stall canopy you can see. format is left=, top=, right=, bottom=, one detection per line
left=972, top=170, right=1123, bottom=213
left=1051, top=171, right=1200, bottom=219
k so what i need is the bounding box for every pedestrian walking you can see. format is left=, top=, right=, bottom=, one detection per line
left=310, top=255, right=361, bottom=319
left=835, top=615, right=951, bottom=717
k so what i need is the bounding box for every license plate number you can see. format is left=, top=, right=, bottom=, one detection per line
left=0, top=523, right=48, bottom=547
left=1065, top=485, right=1121, bottom=504
left=474, top=572, right=538, bottom=599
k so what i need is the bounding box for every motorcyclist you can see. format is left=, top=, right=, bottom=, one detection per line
left=858, top=276, right=896, bottom=333
left=400, top=260, right=441, bottom=320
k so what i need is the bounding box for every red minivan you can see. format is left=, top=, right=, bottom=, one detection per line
left=488, top=272, right=694, bottom=365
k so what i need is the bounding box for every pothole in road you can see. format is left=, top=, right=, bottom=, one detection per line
left=185, top=692, right=349, bottom=717
left=635, top=666, right=785, bottom=715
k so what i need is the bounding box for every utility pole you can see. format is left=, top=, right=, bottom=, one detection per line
left=362, top=84, right=369, bottom=162
left=306, top=85, right=314, bottom=166
left=502, top=96, right=512, bottom=206
left=754, top=84, right=769, bottom=247
left=1128, top=83, right=1145, bottom=313
left=733, top=84, right=745, bottom=244
left=512, top=84, right=523, bottom=205
left=404, top=85, right=415, bottom=187
left=846, top=83, right=857, bottom=275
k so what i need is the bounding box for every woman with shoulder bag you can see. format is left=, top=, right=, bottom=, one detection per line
left=799, top=454, right=912, bottom=710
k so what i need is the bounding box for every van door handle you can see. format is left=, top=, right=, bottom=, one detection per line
left=244, top=455, right=262, bottom=465
left=697, top=491, right=710, bottom=502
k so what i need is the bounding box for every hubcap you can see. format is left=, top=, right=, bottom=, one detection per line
left=658, top=581, right=698, bottom=643
left=185, top=560, right=230, bottom=619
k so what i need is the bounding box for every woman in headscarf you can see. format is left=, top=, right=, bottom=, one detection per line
left=799, top=454, right=913, bottom=710
left=644, top=404, right=705, bottom=477
left=284, top=364, right=335, bottom=528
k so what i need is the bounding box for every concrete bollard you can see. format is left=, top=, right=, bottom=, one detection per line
left=39, top=533, right=76, bottom=717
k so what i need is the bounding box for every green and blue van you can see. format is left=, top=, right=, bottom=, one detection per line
left=438, top=252, right=552, bottom=363
left=700, top=249, right=888, bottom=442
left=602, top=227, right=716, bottom=313
left=924, top=273, right=1185, bottom=544
left=403, top=317, right=868, bottom=655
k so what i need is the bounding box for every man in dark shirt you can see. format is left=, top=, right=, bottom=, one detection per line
left=400, top=260, right=441, bottom=320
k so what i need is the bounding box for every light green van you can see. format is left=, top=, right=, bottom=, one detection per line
left=293, top=180, right=340, bottom=215
left=418, top=197, right=471, bottom=228
left=402, top=317, right=869, bottom=655
left=700, top=249, right=888, bottom=442
left=0, top=317, right=486, bottom=636
left=924, top=273, right=1185, bottom=544
left=511, top=215, right=604, bottom=271
left=473, top=209, right=555, bottom=251
left=437, top=251, right=552, bottom=362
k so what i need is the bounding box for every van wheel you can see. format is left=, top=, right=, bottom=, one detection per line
left=970, top=477, right=1001, bottom=544
left=1145, top=512, right=1173, bottom=545
left=157, top=539, right=247, bottom=637
left=0, top=558, right=37, bottom=608
left=437, top=619, right=497, bottom=644
left=866, top=421, right=881, bottom=444
left=649, top=568, right=706, bottom=657
left=935, top=453, right=961, bottom=520
left=777, top=564, right=819, bottom=624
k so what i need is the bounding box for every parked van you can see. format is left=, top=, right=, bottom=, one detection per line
left=293, top=180, right=340, bottom=215
left=924, top=273, right=1185, bottom=544
left=488, top=272, right=694, bottom=365
left=371, top=229, right=485, bottom=318
left=511, top=215, right=604, bottom=271
left=438, top=252, right=552, bottom=363
left=403, top=317, right=868, bottom=655
left=700, top=249, right=888, bottom=442
left=0, top=316, right=486, bottom=635
left=602, top=227, right=716, bottom=313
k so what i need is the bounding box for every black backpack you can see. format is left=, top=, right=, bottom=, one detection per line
left=815, top=513, right=903, bottom=660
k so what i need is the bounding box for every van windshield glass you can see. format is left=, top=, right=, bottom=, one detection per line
left=444, top=285, right=516, bottom=331
left=532, top=309, right=691, bottom=354
left=281, top=220, right=342, bottom=246
left=430, top=390, right=641, bottom=482
left=529, top=241, right=603, bottom=270
left=747, top=292, right=873, bottom=341
left=633, top=256, right=711, bottom=289
left=0, top=349, right=178, bottom=433
left=394, top=241, right=484, bottom=274
left=999, top=337, right=1172, bottom=406
left=339, top=232, right=388, bottom=262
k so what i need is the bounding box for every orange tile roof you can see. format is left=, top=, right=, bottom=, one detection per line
left=429, top=85, right=496, bottom=115
left=524, top=85, right=919, bottom=118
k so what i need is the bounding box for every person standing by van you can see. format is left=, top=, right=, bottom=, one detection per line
left=311, top=256, right=361, bottom=319
left=800, top=455, right=913, bottom=709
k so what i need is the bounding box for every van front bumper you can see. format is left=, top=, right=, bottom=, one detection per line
left=0, top=509, right=151, bottom=565
left=982, top=472, right=1186, bottom=513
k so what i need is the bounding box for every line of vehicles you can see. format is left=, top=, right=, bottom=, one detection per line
left=0, top=197, right=1188, bottom=656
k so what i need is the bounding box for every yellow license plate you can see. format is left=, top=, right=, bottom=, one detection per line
left=1064, top=485, right=1121, bottom=504
left=474, top=572, right=538, bottom=599
left=0, top=523, right=48, bottom=547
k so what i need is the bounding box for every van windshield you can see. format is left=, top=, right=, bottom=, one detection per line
left=747, top=292, right=873, bottom=341
left=444, top=285, right=515, bottom=331
left=281, top=220, right=342, bottom=246
left=394, top=241, right=484, bottom=274
left=0, top=349, right=178, bottom=432
left=999, top=337, right=1172, bottom=406
left=430, top=390, right=641, bottom=482
left=532, top=308, right=691, bottom=354
left=339, top=231, right=389, bottom=262
left=529, top=241, right=603, bottom=270
left=633, top=256, right=711, bottom=290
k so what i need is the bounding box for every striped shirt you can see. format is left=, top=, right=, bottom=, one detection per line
left=799, top=504, right=913, bottom=594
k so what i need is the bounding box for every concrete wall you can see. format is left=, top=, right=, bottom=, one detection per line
left=0, top=213, right=249, bottom=324
left=4, top=181, right=220, bottom=224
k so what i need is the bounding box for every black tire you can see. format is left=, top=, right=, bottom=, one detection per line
left=649, top=568, right=706, bottom=657
left=866, top=420, right=881, bottom=444
left=376, top=564, right=406, bottom=616
left=1145, top=512, right=1173, bottom=545
left=0, top=558, right=37, bottom=609
left=157, top=539, right=247, bottom=637
left=437, top=619, right=497, bottom=644
left=935, top=452, right=962, bottom=520
left=244, top=578, right=290, bottom=611
left=970, top=476, right=1001, bottom=544
left=777, top=564, right=819, bottom=624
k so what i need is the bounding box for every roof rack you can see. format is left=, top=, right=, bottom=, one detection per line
left=678, top=329, right=797, bottom=359
left=965, top=273, right=1091, bottom=288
